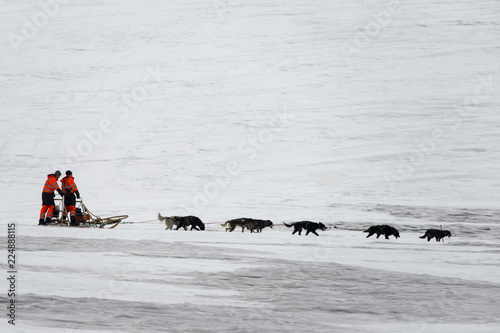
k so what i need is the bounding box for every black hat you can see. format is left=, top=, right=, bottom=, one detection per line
left=66, top=170, right=72, bottom=175
left=55, top=170, right=61, bottom=177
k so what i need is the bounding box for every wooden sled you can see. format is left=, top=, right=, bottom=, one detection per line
left=50, top=198, right=128, bottom=229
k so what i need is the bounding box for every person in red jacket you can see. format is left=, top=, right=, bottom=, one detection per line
left=39, top=170, right=64, bottom=225
left=60, top=170, right=80, bottom=226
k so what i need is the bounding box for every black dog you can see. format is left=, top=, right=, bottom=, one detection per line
left=175, top=216, right=205, bottom=231
left=420, top=229, right=451, bottom=242
left=221, top=218, right=273, bottom=233
left=363, top=225, right=400, bottom=239
left=284, top=221, right=327, bottom=236
left=245, top=219, right=273, bottom=233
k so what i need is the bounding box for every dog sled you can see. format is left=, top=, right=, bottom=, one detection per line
left=48, top=198, right=128, bottom=229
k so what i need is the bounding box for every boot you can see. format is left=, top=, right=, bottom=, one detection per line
left=39, top=218, right=46, bottom=226
left=45, top=217, right=52, bottom=225
left=70, top=216, right=79, bottom=226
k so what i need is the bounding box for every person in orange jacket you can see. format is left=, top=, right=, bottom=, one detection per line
left=60, top=170, right=80, bottom=226
left=39, top=170, right=64, bottom=225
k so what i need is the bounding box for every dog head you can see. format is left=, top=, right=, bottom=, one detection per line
left=443, top=230, right=452, bottom=237
left=265, top=220, right=273, bottom=228
left=199, top=223, right=206, bottom=231
left=394, top=229, right=400, bottom=238
left=318, top=222, right=327, bottom=231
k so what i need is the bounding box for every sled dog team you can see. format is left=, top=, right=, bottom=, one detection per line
left=158, top=213, right=452, bottom=241
left=39, top=171, right=452, bottom=240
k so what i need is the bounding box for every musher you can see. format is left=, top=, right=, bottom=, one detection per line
left=60, top=170, right=81, bottom=226
left=39, top=170, right=64, bottom=225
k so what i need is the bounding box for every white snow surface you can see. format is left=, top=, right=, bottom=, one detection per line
left=1, top=0, right=500, bottom=332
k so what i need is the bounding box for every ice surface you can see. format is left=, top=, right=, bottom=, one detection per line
left=1, top=0, right=499, bottom=332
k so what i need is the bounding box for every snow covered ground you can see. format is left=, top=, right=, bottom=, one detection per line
left=1, top=0, right=500, bottom=332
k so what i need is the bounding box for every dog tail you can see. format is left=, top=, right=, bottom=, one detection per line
left=158, top=212, right=165, bottom=222
left=419, top=234, right=426, bottom=238
left=283, top=223, right=294, bottom=228
left=220, top=222, right=228, bottom=227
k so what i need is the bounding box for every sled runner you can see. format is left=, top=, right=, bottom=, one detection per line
left=49, top=198, right=127, bottom=229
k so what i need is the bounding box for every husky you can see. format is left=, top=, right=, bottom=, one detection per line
left=363, top=225, right=400, bottom=239
left=284, top=221, right=327, bottom=236
left=420, top=229, right=452, bottom=242
left=157, top=213, right=205, bottom=231
left=244, top=219, right=273, bottom=233
left=176, top=215, right=205, bottom=231
left=221, top=218, right=273, bottom=233
left=158, top=213, right=179, bottom=230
